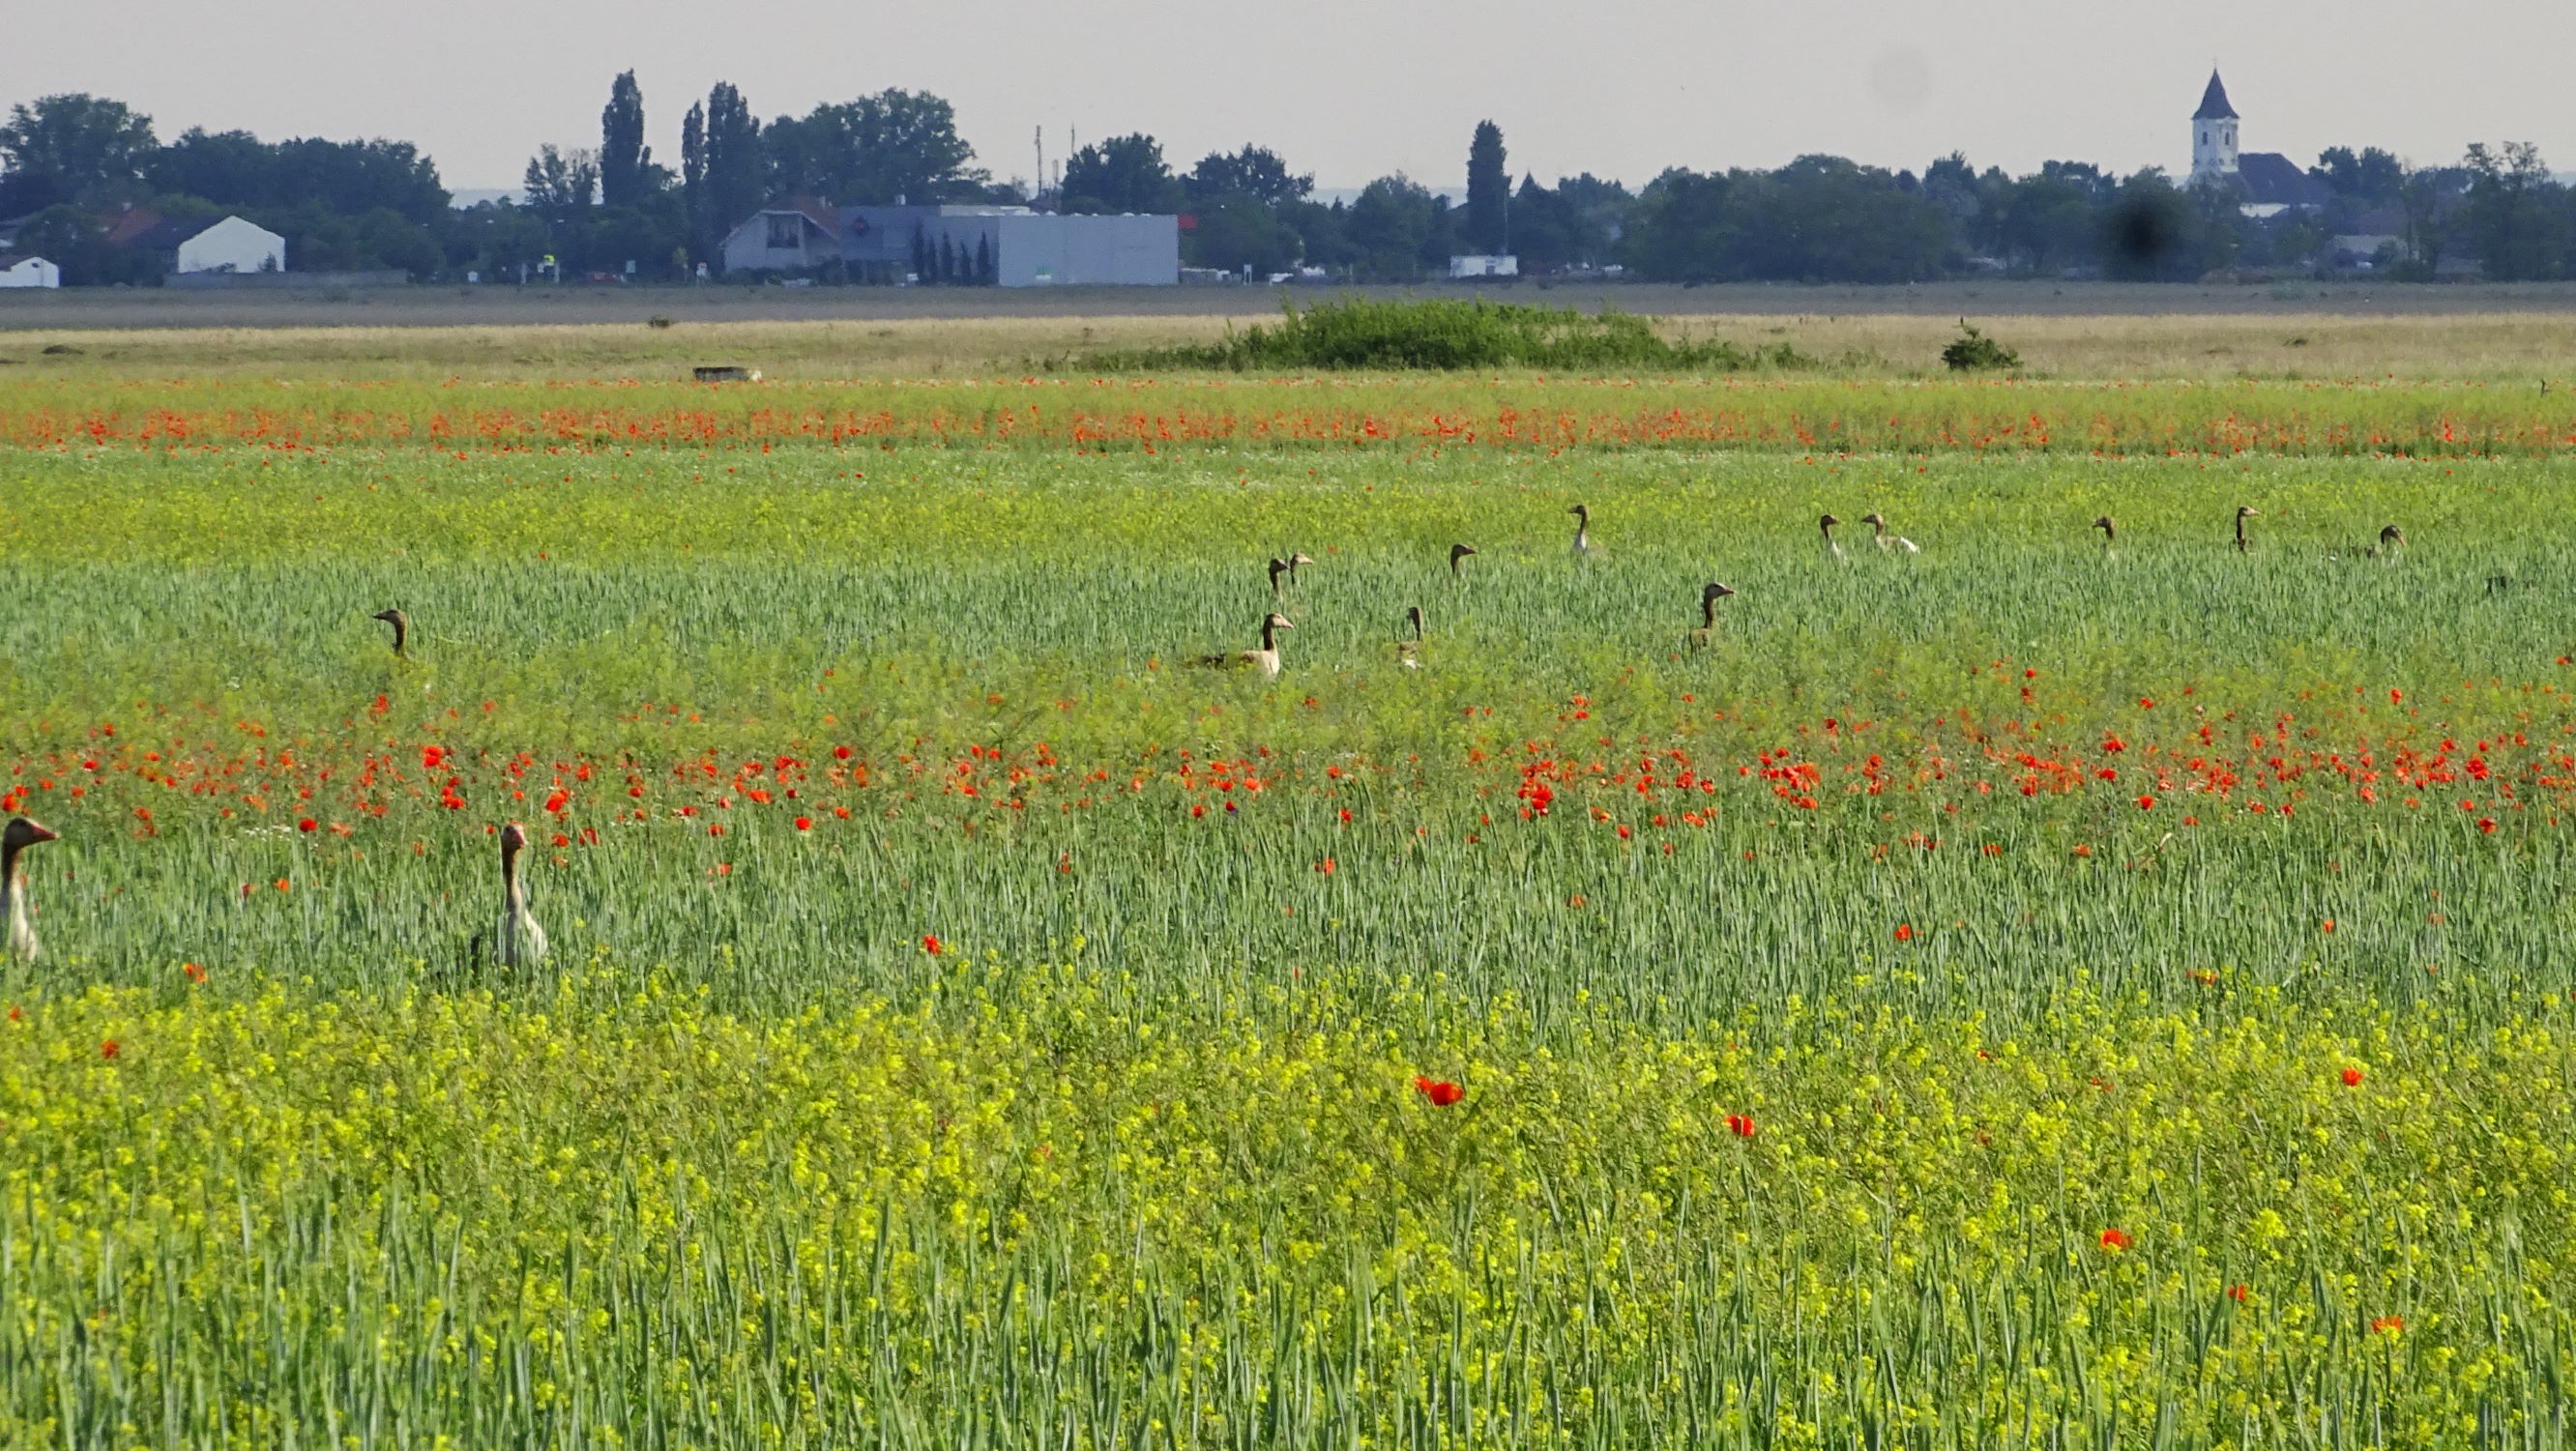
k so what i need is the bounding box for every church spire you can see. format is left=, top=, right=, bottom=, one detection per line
left=2193, top=70, right=2239, bottom=122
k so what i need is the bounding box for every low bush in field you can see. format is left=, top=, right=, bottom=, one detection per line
left=1089, top=296, right=1819, bottom=371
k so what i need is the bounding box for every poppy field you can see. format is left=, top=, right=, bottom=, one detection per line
left=5, top=358, right=2576, bottom=1447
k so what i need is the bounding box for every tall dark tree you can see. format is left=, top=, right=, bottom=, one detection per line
left=2314, top=145, right=2404, bottom=209
left=1464, top=120, right=1508, bottom=253
left=680, top=100, right=708, bottom=257
left=760, top=90, right=983, bottom=205
left=1186, top=146, right=1311, bottom=208
left=2397, top=168, right=2458, bottom=279
left=1062, top=134, right=1183, bottom=215
left=0, top=94, right=158, bottom=211
left=522, top=144, right=599, bottom=227
left=699, top=82, right=764, bottom=259
left=599, top=71, right=650, bottom=208
left=1346, top=174, right=1445, bottom=280
left=2463, top=141, right=2560, bottom=280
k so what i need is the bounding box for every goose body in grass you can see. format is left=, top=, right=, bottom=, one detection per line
left=2, top=816, right=59, bottom=963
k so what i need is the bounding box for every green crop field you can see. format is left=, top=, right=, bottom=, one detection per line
left=4, top=330, right=2575, bottom=1447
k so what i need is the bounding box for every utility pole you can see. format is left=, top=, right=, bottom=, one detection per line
left=1034, top=126, right=1044, bottom=206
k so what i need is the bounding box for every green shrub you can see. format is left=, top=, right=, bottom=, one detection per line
left=1088, top=297, right=1817, bottom=372
left=1942, top=319, right=2021, bottom=371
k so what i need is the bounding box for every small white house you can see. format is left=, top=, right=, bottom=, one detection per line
left=1448, top=254, right=1518, bottom=279
left=175, top=216, right=285, bottom=275
left=0, top=252, right=61, bottom=289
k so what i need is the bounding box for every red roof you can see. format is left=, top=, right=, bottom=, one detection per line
left=778, top=195, right=838, bottom=239
left=102, top=205, right=165, bottom=246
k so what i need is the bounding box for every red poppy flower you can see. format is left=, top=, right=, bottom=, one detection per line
left=1726, top=1114, right=1758, bottom=1138
left=2371, top=1315, right=2404, bottom=1335
left=2478, top=817, right=2498, bottom=834
left=834, top=745, right=853, bottom=760
left=922, top=934, right=943, bottom=955
left=297, top=817, right=317, bottom=833
left=1413, top=1076, right=1463, bottom=1107
left=2136, top=795, right=2155, bottom=810
left=2320, top=918, right=2336, bottom=934
left=2341, top=1065, right=2363, bottom=1087
left=2098, top=1228, right=2132, bottom=1252
left=182, top=962, right=206, bottom=983
left=794, top=816, right=812, bottom=831
left=1892, top=923, right=1914, bottom=943
left=2227, top=1283, right=2248, bottom=1303
left=100, top=1039, right=120, bottom=1060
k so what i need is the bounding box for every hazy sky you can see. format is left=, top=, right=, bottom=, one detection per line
left=13, top=0, right=2575, bottom=194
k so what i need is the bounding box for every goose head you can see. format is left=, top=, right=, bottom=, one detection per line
left=1704, top=582, right=1736, bottom=602
left=1289, top=552, right=1315, bottom=569
left=1819, top=512, right=1840, bottom=535
left=2379, top=524, right=2405, bottom=546
left=1449, top=542, right=1478, bottom=569
left=1567, top=505, right=1589, bottom=522
left=2236, top=506, right=2261, bottom=521
left=1264, top=613, right=1296, bottom=633
left=1860, top=511, right=1887, bottom=529
left=2093, top=514, right=2116, bottom=537
left=499, top=821, right=528, bottom=862
left=371, top=607, right=409, bottom=653
left=3, top=816, right=59, bottom=854
left=1405, top=605, right=1424, bottom=637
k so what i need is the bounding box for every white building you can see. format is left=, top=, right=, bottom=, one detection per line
left=2186, top=71, right=2332, bottom=218
left=1448, top=254, right=1518, bottom=278
left=719, top=199, right=1178, bottom=286
left=2188, top=72, right=2240, bottom=187
left=175, top=216, right=285, bottom=274
left=0, top=252, right=61, bottom=288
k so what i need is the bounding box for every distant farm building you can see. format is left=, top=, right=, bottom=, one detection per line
left=118, top=213, right=289, bottom=274
left=0, top=252, right=61, bottom=288
left=1448, top=254, right=1519, bottom=278
left=720, top=198, right=1178, bottom=286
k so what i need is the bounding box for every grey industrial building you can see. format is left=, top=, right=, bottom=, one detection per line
left=719, top=198, right=1178, bottom=287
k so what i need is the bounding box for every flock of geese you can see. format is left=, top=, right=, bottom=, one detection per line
left=0, top=502, right=2412, bottom=976
left=1196, top=501, right=2411, bottom=679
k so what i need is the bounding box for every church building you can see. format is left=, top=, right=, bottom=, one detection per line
left=2186, top=71, right=2331, bottom=218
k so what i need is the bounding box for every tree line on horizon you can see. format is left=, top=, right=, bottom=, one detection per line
left=4, top=79, right=2574, bottom=287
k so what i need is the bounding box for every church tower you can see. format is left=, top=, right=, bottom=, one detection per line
left=2190, top=70, right=2240, bottom=185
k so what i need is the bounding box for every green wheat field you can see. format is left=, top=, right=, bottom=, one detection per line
left=3, top=335, right=2575, bottom=1447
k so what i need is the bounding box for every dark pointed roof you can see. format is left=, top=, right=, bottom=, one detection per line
left=2193, top=71, right=2238, bottom=122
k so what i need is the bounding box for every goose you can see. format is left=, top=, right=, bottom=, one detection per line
left=1200, top=612, right=1295, bottom=679
left=1567, top=505, right=1603, bottom=559
left=2234, top=506, right=2260, bottom=554
left=1268, top=552, right=1315, bottom=596
left=372, top=607, right=410, bottom=659
left=1449, top=543, right=1478, bottom=578
left=1820, top=513, right=1846, bottom=562
left=1394, top=606, right=1426, bottom=668
left=495, top=822, right=548, bottom=968
left=2, top=816, right=58, bottom=963
left=2093, top=515, right=2118, bottom=557
left=1688, top=582, right=1736, bottom=649
left=1860, top=512, right=1919, bottom=553
left=2367, top=524, right=2406, bottom=559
